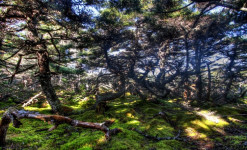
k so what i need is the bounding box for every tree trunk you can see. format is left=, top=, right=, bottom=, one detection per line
left=95, top=75, right=125, bottom=112
left=195, top=45, right=202, bottom=102
left=206, top=63, right=211, bottom=101
left=0, top=113, right=11, bottom=147
left=183, top=34, right=190, bottom=101
left=222, top=50, right=236, bottom=101
left=37, top=50, right=62, bottom=114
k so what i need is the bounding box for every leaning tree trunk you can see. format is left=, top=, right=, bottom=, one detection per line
left=37, top=50, right=62, bottom=114
left=95, top=74, right=126, bottom=113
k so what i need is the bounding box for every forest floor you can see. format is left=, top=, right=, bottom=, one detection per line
left=1, top=90, right=247, bottom=150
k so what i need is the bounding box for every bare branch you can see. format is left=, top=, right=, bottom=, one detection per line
left=9, top=55, right=23, bottom=84
left=47, top=32, right=61, bottom=61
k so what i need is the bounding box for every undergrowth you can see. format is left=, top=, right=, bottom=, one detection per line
left=1, top=91, right=247, bottom=150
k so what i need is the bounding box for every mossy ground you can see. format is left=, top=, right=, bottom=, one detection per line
left=1, top=92, right=247, bottom=150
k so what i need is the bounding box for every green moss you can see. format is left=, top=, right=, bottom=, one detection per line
left=5, top=92, right=247, bottom=150
left=214, top=137, right=223, bottom=142
left=143, top=108, right=160, bottom=115
left=149, top=140, right=184, bottom=150
left=0, top=101, right=16, bottom=109
left=24, top=106, right=52, bottom=114
left=226, top=135, right=247, bottom=145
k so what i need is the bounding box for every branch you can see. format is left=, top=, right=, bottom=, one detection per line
left=9, top=55, right=22, bottom=84
left=47, top=32, right=61, bottom=61
left=4, top=48, right=23, bottom=60
left=15, top=65, right=36, bottom=74
left=0, top=108, right=122, bottom=147
left=192, top=2, right=217, bottom=28
left=22, top=92, right=43, bottom=107
left=0, top=4, right=24, bottom=8
left=154, top=2, right=194, bottom=14
left=192, top=0, right=220, bottom=2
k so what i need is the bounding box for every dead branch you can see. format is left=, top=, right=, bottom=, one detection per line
left=0, top=108, right=122, bottom=147
left=47, top=32, right=61, bottom=61
left=22, top=91, right=43, bottom=107
left=9, top=55, right=22, bottom=84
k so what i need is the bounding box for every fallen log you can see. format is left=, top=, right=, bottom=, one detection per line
left=0, top=108, right=122, bottom=147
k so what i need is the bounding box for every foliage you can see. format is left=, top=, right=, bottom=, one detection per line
left=1, top=0, right=247, bottom=149
left=1, top=92, right=247, bottom=149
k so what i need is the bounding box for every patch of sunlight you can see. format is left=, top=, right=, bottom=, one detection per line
left=157, top=127, right=164, bottom=131
left=123, top=100, right=137, bottom=106
left=200, top=110, right=209, bottom=114
left=191, top=120, right=210, bottom=130
left=59, top=90, right=65, bottom=94
left=126, top=120, right=140, bottom=126
left=125, top=92, right=131, bottom=96
left=115, top=108, right=128, bottom=113
left=24, top=106, right=51, bottom=112
left=112, top=102, right=122, bottom=107
left=0, top=110, right=5, bottom=114
left=195, top=110, right=229, bottom=126
left=212, top=127, right=227, bottom=135
left=97, top=136, right=106, bottom=144
left=144, top=124, right=150, bottom=130
left=81, top=97, right=90, bottom=101
left=228, top=117, right=243, bottom=123
left=243, top=98, right=247, bottom=104
left=168, top=99, right=177, bottom=103
left=185, top=127, right=207, bottom=139
left=126, top=113, right=135, bottom=118
left=204, top=119, right=229, bottom=127
left=70, top=105, right=80, bottom=109
left=80, top=144, right=93, bottom=150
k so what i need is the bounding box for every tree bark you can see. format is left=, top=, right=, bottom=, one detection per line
left=37, top=50, right=62, bottom=114
left=183, top=33, right=190, bottom=101
left=95, top=74, right=125, bottom=111
left=0, top=108, right=121, bottom=147
left=0, top=112, right=11, bottom=147
left=206, top=63, right=211, bottom=101
left=195, top=44, right=203, bottom=102
left=222, top=50, right=236, bottom=101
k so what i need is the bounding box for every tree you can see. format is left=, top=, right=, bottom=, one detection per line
left=0, top=0, right=93, bottom=114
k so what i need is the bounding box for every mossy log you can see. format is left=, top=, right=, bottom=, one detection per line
left=0, top=108, right=121, bottom=147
